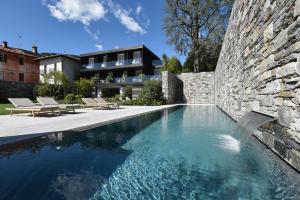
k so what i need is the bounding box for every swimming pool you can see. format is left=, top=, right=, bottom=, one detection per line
left=0, top=106, right=299, bottom=199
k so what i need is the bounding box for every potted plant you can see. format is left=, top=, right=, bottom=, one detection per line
left=138, top=73, right=145, bottom=82
left=106, top=72, right=114, bottom=83
left=121, top=71, right=128, bottom=83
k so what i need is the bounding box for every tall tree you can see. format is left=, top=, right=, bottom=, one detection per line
left=164, top=0, right=233, bottom=72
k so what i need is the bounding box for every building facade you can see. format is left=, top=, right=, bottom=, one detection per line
left=37, top=54, right=80, bottom=85
left=80, top=45, right=162, bottom=97
left=0, top=41, right=39, bottom=83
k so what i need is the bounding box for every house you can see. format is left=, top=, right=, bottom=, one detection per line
left=36, top=54, right=80, bottom=85
left=0, top=41, right=39, bottom=83
left=80, top=45, right=162, bottom=97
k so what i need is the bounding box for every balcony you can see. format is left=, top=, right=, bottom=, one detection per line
left=96, top=74, right=161, bottom=86
left=82, top=58, right=142, bottom=70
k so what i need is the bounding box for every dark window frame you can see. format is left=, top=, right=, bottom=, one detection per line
left=0, top=53, right=7, bottom=63
left=19, top=73, right=24, bottom=82
left=18, top=56, right=24, bottom=65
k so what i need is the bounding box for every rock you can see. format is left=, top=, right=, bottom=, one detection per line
left=278, top=106, right=292, bottom=127
left=295, top=0, right=300, bottom=17
left=296, top=53, right=300, bottom=75
left=264, top=22, right=274, bottom=42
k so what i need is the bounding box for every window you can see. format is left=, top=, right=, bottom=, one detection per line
left=89, top=57, right=95, bottom=68
left=116, top=53, right=125, bottom=66
left=40, top=65, right=46, bottom=74
left=19, top=73, right=24, bottom=82
left=18, top=56, right=24, bottom=65
left=48, top=64, right=55, bottom=73
left=0, top=53, right=7, bottom=63
left=133, top=51, right=141, bottom=64
left=101, top=55, right=107, bottom=67
left=0, top=71, right=3, bottom=80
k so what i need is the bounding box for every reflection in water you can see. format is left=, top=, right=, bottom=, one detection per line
left=51, top=171, right=106, bottom=200
left=0, top=107, right=177, bottom=200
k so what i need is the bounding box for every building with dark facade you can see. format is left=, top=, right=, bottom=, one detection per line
left=80, top=45, right=162, bottom=97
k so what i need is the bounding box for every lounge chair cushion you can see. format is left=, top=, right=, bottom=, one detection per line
left=8, top=98, right=36, bottom=108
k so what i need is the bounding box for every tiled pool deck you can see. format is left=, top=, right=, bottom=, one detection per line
left=0, top=105, right=176, bottom=139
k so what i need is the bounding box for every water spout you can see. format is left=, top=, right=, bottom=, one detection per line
left=237, top=111, right=276, bottom=135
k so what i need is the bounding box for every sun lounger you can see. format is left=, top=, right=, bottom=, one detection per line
left=81, top=98, right=110, bottom=110
left=37, top=97, right=80, bottom=113
left=6, top=98, right=60, bottom=117
left=93, top=97, right=119, bottom=109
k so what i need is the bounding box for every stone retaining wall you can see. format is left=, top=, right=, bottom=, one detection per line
left=162, top=71, right=215, bottom=104
left=215, top=0, right=300, bottom=171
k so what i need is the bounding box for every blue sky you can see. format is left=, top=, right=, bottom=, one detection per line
left=0, top=0, right=185, bottom=62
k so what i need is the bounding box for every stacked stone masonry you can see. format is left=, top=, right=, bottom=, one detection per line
left=162, top=71, right=215, bottom=104
left=215, top=0, right=300, bottom=171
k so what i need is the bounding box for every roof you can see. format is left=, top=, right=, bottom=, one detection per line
left=36, top=54, right=80, bottom=61
left=0, top=45, right=38, bottom=57
left=80, top=45, right=151, bottom=57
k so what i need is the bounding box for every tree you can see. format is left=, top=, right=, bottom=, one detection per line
left=161, top=54, right=182, bottom=74
left=168, top=57, right=182, bottom=74
left=73, top=78, right=94, bottom=97
left=164, top=0, right=233, bottom=72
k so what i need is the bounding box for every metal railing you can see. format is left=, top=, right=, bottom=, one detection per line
left=97, top=74, right=161, bottom=84
left=82, top=58, right=142, bottom=69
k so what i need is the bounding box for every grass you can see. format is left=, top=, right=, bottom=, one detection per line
left=0, top=103, right=13, bottom=115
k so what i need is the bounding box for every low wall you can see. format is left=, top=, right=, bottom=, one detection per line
left=162, top=71, right=215, bottom=104
left=0, top=80, right=35, bottom=102
left=215, top=0, right=300, bottom=171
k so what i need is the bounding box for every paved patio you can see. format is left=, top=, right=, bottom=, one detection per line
left=0, top=105, right=175, bottom=140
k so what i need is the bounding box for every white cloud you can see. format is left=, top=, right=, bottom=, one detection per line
left=107, top=0, right=146, bottom=34
left=47, top=0, right=106, bottom=26
left=95, top=44, right=103, bottom=50
left=136, top=5, right=142, bottom=16
left=114, top=45, right=119, bottom=49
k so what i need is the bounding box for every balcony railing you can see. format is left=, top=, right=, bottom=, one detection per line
left=82, top=58, right=142, bottom=69
left=96, top=74, right=161, bottom=85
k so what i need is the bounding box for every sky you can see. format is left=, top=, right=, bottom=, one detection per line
left=0, top=0, right=186, bottom=63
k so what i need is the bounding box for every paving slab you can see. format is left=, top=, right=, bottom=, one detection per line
left=0, top=105, right=176, bottom=139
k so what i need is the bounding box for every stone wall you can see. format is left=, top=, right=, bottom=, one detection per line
left=215, top=0, right=300, bottom=171
left=0, top=80, right=35, bottom=102
left=162, top=71, right=215, bottom=104
left=178, top=72, right=215, bottom=104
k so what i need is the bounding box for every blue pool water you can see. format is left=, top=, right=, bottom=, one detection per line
left=0, top=106, right=299, bottom=199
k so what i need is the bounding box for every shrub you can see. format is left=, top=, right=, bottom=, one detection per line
left=106, top=94, right=122, bottom=103
left=73, top=78, right=94, bottom=97
left=122, top=80, right=165, bottom=106
left=106, top=72, right=114, bottom=83
left=34, top=83, right=64, bottom=99
left=64, top=94, right=83, bottom=104
left=122, top=86, right=132, bottom=99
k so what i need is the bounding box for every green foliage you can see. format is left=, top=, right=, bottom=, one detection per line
left=64, top=94, right=83, bottom=104
left=168, top=57, right=182, bottom=74
left=123, top=80, right=165, bottom=106
left=106, top=94, right=122, bottom=103
left=106, top=72, right=114, bottom=83
left=121, top=71, right=128, bottom=82
left=35, top=71, right=69, bottom=99
left=183, top=52, right=194, bottom=73
left=0, top=103, right=13, bottom=115
left=122, top=86, right=132, bottom=99
left=161, top=54, right=182, bottom=74
left=138, top=73, right=145, bottom=81
left=73, top=78, right=94, bottom=97
left=43, top=71, right=69, bottom=87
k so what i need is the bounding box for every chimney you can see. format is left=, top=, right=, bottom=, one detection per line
left=32, top=46, right=38, bottom=54
left=2, top=41, right=7, bottom=48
